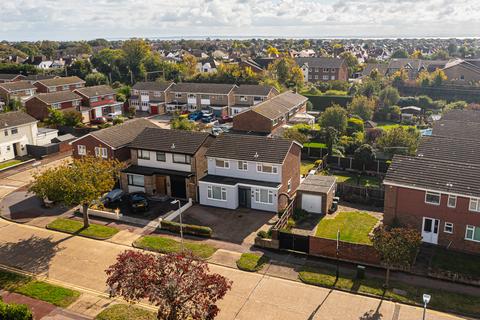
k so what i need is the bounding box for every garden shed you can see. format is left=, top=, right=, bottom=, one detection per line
left=297, top=175, right=336, bottom=214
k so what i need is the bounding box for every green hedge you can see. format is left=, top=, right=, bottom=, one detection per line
left=0, top=299, right=33, bottom=320
left=304, top=95, right=353, bottom=111
left=160, top=220, right=212, bottom=238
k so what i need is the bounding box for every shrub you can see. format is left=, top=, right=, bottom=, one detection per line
left=397, top=96, right=419, bottom=107
left=325, top=90, right=347, bottom=96
left=112, top=117, right=125, bottom=125
left=257, top=228, right=273, bottom=239
left=347, top=117, right=364, bottom=135
left=292, top=208, right=310, bottom=223
left=160, top=220, right=212, bottom=237
left=0, top=300, right=33, bottom=320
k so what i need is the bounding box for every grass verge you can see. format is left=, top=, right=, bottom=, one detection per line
left=95, top=304, right=156, bottom=320
left=299, top=266, right=480, bottom=317
left=0, top=160, right=22, bottom=170
left=431, top=249, right=480, bottom=279
left=315, top=211, right=378, bottom=244
left=236, top=253, right=270, bottom=272
left=47, top=218, right=119, bottom=240
left=0, top=270, right=79, bottom=308
left=134, top=235, right=217, bottom=259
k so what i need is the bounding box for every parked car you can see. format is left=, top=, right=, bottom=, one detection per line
left=102, top=189, right=125, bottom=205
left=188, top=111, right=203, bottom=121
left=127, top=192, right=149, bottom=212
left=201, top=112, right=214, bottom=123
left=90, top=116, right=107, bottom=124
left=219, top=115, right=233, bottom=124
left=106, top=112, right=121, bottom=121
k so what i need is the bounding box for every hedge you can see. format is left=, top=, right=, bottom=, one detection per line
left=160, top=220, right=212, bottom=238
left=0, top=300, right=33, bottom=320
left=303, top=95, right=353, bottom=111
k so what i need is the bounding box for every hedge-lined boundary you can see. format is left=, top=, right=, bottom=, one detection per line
left=160, top=220, right=213, bottom=238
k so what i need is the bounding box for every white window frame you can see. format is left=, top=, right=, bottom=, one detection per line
left=447, top=195, right=457, bottom=208
left=238, top=160, right=248, bottom=171
left=256, top=163, right=278, bottom=174
left=254, top=189, right=274, bottom=204
left=156, top=152, right=166, bottom=162
left=239, top=96, right=247, bottom=102
left=444, top=222, right=453, bottom=234
left=215, top=159, right=230, bottom=169
left=173, top=153, right=191, bottom=164
left=137, top=149, right=150, bottom=160
left=469, top=198, right=480, bottom=212
left=77, top=145, right=86, bottom=155
left=465, top=225, right=480, bottom=242
left=322, top=75, right=329, bottom=80
left=127, top=174, right=144, bottom=187
left=94, top=147, right=107, bottom=158
left=425, top=191, right=441, bottom=205
left=207, top=185, right=227, bottom=201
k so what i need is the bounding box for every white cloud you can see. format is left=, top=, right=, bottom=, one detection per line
left=1, top=0, right=480, bottom=40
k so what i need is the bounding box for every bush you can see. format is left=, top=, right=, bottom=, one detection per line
left=112, top=117, right=125, bottom=125
left=292, top=208, right=310, bottom=223
left=397, top=96, right=419, bottom=107
left=304, top=95, right=352, bottom=111
left=347, top=117, right=364, bottom=135
left=160, top=220, right=212, bottom=237
left=325, top=90, right=347, bottom=96
left=0, top=300, right=33, bottom=320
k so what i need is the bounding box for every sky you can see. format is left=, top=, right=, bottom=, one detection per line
left=1, top=0, right=480, bottom=41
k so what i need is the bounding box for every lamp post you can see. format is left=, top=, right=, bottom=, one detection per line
left=171, top=199, right=183, bottom=251
left=422, top=294, right=431, bottom=320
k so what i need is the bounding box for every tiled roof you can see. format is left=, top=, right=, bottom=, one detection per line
left=442, top=109, right=480, bottom=123
left=0, top=111, right=37, bottom=128
left=0, top=81, right=36, bottom=92
left=25, top=75, right=58, bottom=81
left=384, top=155, right=480, bottom=198
left=129, top=127, right=211, bottom=155
left=417, top=135, right=480, bottom=165
left=234, top=85, right=277, bottom=96
left=170, top=82, right=236, bottom=95
left=35, top=76, right=85, bottom=87
left=432, top=120, right=480, bottom=141
left=0, top=74, right=22, bottom=80
left=132, top=81, right=174, bottom=91
left=205, top=133, right=295, bottom=164
left=74, top=85, right=115, bottom=98
left=199, top=174, right=281, bottom=188
left=250, top=91, right=307, bottom=120
left=90, top=118, right=159, bottom=149
left=295, top=57, right=345, bottom=69
left=34, top=91, right=81, bottom=104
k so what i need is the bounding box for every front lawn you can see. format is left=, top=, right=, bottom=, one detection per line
left=430, top=249, right=480, bottom=279
left=236, top=253, right=270, bottom=272
left=0, top=160, right=22, bottom=170
left=96, top=304, right=156, bottom=320
left=134, top=235, right=217, bottom=259
left=47, top=218, right=119, bottom=240
left=299, top=266, right=480, bottom=317
left=0, top=270, right=80, bottom=308
left=314, top=211, right=379, bottom=244
left=333, top=172, right=381, bottom=188
left=300, top=160, right=316, bottom=175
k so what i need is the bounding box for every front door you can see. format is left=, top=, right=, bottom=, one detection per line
left=155, top=176, right=167, bottom=195
left=170, top=176, right=187, bottom=199
left=422, top=217, right=440, bottom=244
left=239, top=187, right=251, bottom=208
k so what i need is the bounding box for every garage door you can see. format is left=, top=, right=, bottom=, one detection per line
left=301, top=193, right=322, bottom=214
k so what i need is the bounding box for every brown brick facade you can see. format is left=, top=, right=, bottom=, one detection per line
left=278, top=143, right=302, bottom=210
left=71, top=134, right=130, bottom=162
left=25, top=97, right=78, bottom=120
left=309, top=236, right=380, bottom=265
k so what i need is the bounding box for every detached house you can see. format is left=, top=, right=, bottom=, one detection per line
left=230, top=85, right=279, bottom=116
left=295, top=57, right=349, bottom=82
left=198, top=134, right=301, bottom=213
left=120, top=128, right=213, bottom=200
left=0, top=81, right=37, bottom=105
left=129, top=81, right=174, bottom=114
left=33, top=76, right=85, bottom=93
left=74, top=85, right=122, bottom=123
left=25, top=91, right=82, bottom=120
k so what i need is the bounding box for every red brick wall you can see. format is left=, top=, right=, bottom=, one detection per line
left=25, top=97, right=49, bottom=120
left=233, top=110, right=273, bottom=133
left=279, top=143, right=301, bottom=210
left=71, top=135, right=115, bottom=160
left=384, top=185, right=480, bottom=254
left=309, top=236, right=380, bottom=265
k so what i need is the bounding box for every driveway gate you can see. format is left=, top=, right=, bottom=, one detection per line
left=278, top=231, right=309, bottom=253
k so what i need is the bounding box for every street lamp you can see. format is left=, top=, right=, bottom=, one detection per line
left=171, top=199, right=183, bottom=252
left=422, top=294, right=431, bottom=320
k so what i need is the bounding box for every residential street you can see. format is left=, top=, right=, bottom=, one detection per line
left=0, top=219, right=467, bottom=320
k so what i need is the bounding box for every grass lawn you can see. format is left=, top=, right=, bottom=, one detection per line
left=303, top=142, right=327, bottom=149
left=236, top=253, right=270, bottom=272
left=431, top=249, right=480, bottom=279
left=299, top=266, right=480, bottom=317
left=0, top=270, right=79, bottom=308
left=314, top=211, right=379, bottom=244
left=333, top=172, right=381, bottom=188
left=134, top=235, right=217, bottom=259
left=47, top=218, right=119, bottom=240
left=0, top=159, right=22, bottom=170
left=96, top=304, right=156, bottom=320
left=376, top=121, right=415, bottom=131
left=301, top=160, right=316, bottom=175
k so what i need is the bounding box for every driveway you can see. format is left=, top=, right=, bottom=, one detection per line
left=177, top=205, right=277, bottom=245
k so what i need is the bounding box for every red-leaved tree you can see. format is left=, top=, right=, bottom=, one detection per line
left=105, top=250, right=232, bottom=320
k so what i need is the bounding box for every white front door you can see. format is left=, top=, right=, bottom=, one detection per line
left=422, top=217, right=440, bottom=244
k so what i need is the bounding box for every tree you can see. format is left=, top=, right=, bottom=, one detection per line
left=378, top=87, right=400, bottom=108
left=29, top=157, right=123, bottom=228
left=391, top=68, right=408, bottom=86
left=63, top=110, right=83, bottom=127
left=430, top=49, right=449, bottom=60
left=340, top=51, right=360, bottom=75
left=182, top=53, right=198, bottom=77
left=431, top=69, right=447, bottom=86
left=391, top=49, right=409, bottom=59
left=85, top=73, right=108, bottom=86
left=44, top=107, right=65, bottom=127
left=122, top=39, right=150, bottom=82
left=376, top=127, right=420, bottom=156
left=347, top=96, right=376, bottom=120
left=267, top=56, right=303, bottom=89
left=283, top=127, right=309, bottom=144
left=416, top=70, right=431, bottom=87
left=171, top=117, right=197, bottom=131
left=323, top=126, right=339, bottom=155
left=106, top=250, right=232, bottom=320
left=66, top=59, right=92, bottom=78
left=409, top=50, right=423, bottom=59
left=319, top=105, right=348, bottom=134
left=91, top=48, right=125, bottom=83
left=266, top=46, right=280, bottom=57
left=354, top=144, right=375, bottom=171
left=371, top=227, right=421, bottom=287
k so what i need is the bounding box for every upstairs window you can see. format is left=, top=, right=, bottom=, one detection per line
left=63, top=85, right=69, bottom=90
left=240, top=96, right=247, bottom=102
left=11, top=127, right=18, bottom=135
left=257, top=163, right=278, bottom=174
left=425, top=191, right=440, bottom=205
left=137, top=149, right=150, bottom=160
left=174, top=93, right=182, bottom=98
left=238, top=161, right=248, bottom=171
left=469, top=198, right=480, bottom=212
left=215, top=159, right=230, bottom=168
left=156, top=152, right=166, bottom=162
left=173, top=153, right=191, bottom=164
left=77, top=145, right=86, bottom=155
left=447, top=195, right=457, bottom=208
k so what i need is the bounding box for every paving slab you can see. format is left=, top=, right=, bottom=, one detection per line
left=210, top=249, right=243, bottom=269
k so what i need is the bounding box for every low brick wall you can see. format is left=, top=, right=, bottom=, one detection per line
left=309, top=236, right=380, bottom=266
left=254, top=237, right=280, bottom=250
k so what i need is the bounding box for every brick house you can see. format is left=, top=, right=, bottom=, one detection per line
left=198, top=134, right=301, bottom=213
left=0, top=74, right=26, bottom=84
left=233, top=91, right=308, bottom=135
left=295, top=57, right=349, bottom=82
left=25, top=91, right=82, bottom=120
left=120, top=128, right=213, bottom=201
left=230, top=85, right=279, bottom=116
left=441, top=59, right=480, bottom=83
left=70, top=118, right=159, bottom=162
left=74, top=85, right=123, bottom=123
left=0, top=81, right=37, bottom=106
left=129, top=81, right=174, bottom=114
left=33, top=76, right=85, bottom=93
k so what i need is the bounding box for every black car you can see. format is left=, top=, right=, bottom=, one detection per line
left=127, top=192, right=149, bottom=212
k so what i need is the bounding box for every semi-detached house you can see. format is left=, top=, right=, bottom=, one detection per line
left=0, top=81, right=37, bottom=106
left=129, top=81, right=174, bottom=114
left=198, top=134, right=301, bottom=213
left=74, top=85, right=123, bottom=123
left=25, top=91, right=82, bottom=120
left=33, top=76, right=85, bottom=93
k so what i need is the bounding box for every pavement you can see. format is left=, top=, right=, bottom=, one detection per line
left=0, top=218, right=470, bottom=320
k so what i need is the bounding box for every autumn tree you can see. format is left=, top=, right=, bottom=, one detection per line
left=29, top=157, right=124, bottom=228
left=371, top=227, right=421, bottom=287
left=378, top=86, right=400, bottom=108
left=171, top=117, right=197, bottom=131
left=431, top=69, right=447, bottom=86
left=266, top=46, right=280, bottom=57
left=319, top=105, right=348, bottom=134
left=106, top=250, right=232, bottom=320
left=182, top=53, right=198, bottom=77
left=391, top=68, right=409, bottom=86
left=347, top=96, right=376, bottom=120
left=416, top=70, right=431, bottom=87
left=376, top=127, right=420, bottom=156
left=267, top=56, right=303, bottom=89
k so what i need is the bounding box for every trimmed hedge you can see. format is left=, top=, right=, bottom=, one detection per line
left=0, top=299, right=33, bottom=320
left=303, top=95, right=353, bottom=111
left=160, top=220, right=212, bottom=238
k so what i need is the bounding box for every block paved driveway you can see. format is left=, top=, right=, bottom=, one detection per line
left=0, top=219, right=465, bottom=320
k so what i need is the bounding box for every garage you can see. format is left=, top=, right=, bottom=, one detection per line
left=297, top=175, right=337, bottom=214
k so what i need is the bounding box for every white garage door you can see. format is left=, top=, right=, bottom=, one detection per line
left=301, top=193, right=322, bottom=214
